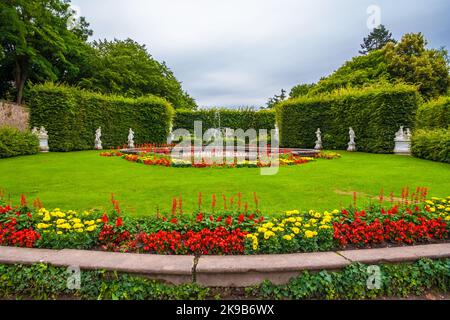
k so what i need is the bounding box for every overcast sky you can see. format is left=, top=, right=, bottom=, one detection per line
left=70, top=0, right=450, bottom=108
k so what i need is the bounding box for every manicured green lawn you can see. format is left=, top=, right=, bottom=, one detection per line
left=0, top=150, right=449, bottom=216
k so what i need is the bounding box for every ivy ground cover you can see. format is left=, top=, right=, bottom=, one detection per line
left=1, top=192, right=449, bottom=255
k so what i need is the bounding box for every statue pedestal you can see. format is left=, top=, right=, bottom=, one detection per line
left=394, top=140, right=411, bottom=155
left=314, top=142, right=322, bottom=150
left=347, top=142, right=356, bottom=152
left=94, top=143, right=102, bottom=150
left=39, top=137, right=49, bottom=152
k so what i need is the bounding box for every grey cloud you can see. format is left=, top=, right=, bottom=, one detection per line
left=71, top=0, right=450, bottom=107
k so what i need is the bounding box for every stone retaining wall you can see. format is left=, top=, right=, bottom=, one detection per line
left=0, top=101, right=29, bottom=131
left=1, top=243, right=449, bottom=287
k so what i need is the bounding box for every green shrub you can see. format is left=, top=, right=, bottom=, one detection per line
left=416, top=96, right=450, bottom=129
left=276, top=84, right=422, bottom=153
left=0, top=126, right=39, bottom=158
left=27, top=83, right=174, bottom=152
left=174, top=108, right=275, bottom=134
left=251, top=259, right=450, bottom=300
left=411, top=129, right=450, bottom=163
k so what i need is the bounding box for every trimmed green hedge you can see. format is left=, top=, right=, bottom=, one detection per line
left=411, top=129, right=450, bottom=163
left=416, top=96, right=450, bottom=129
left=173, top=108, right=275, bottom=133
left=0, top=127, right=39, bottom=158
left=27, top=84, right=174, bottom=152
left=276, top=84, right=422, bottom=153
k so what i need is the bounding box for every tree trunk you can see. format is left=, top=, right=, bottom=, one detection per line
left=14, top=58, right=28, bottom=105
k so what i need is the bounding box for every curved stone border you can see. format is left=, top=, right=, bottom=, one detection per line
left=1, top=243, right=449, bottom=287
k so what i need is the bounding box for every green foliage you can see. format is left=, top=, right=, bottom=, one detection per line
left=266, top=89, right=287, bottom=109
left=0, top=0, right=92, bottom=103
left=76, top=39, right=196, bottom=109
left=0, top=126, right=39, bottom=158
left=276, top=84, right=421, bottom=153
left=416, top=96, right=450, bottom=129
left=174, top=108, right=276, bottom=133
left=411, top=129, right=450, bottom=164
left=359, top=24, right=396, bottom=55
left=308, top=50, right=390, bottom=96
left=305, top=33, right=449, bottom=100
left=385, top=33, right=450, bottom=100
left=0, top=264, right=209, bottom=300
left=27, top=83, right=174, bottom=151
left=1, top=260, right=448, bottom=300
left=289, top=83, right=315, bottom=98
left=251, top=259, right=450, bottom=300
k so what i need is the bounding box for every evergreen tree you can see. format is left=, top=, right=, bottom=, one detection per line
left=359, top=24, right=396, bottom=55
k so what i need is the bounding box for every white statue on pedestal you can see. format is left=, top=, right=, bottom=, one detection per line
left=128, top=128, right=135, bottom=149
left=167, top=124, right=174, bottom=144
left=394, top=126, right=411, bottom=155
left=314, top=128, right=323, bottom=150
left=347, top=127, right=356, bottom=152
left=94, top=127, right=102, bottom=150
left=32, top=126, right=49, bottom=152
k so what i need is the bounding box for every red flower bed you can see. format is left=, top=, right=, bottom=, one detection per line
left=334, top=215, right=448, bottom=247
left=136, top=227, right=247, bottom=255
left=0, top=217, right=40, bottom=248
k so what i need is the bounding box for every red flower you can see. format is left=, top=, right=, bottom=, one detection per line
left=101, top=214, right=108, bottom=223
left=115, top=217, right=123, bottom=227
left=170, top=218, right=178, bottom=224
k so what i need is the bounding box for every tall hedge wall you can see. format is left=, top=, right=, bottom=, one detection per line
left=412, top=97, right=449, bottom=163
left=276, top=84, right=422, bottom=153
left=173, top=109, right=275, bottom=133
left=415, top=97, right=450, bottom=129
left=28, top=84, right=174, bottom=151
left=411, top=129, right=450, bottom=163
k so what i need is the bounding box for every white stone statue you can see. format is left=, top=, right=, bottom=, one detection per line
left=347, top=127, right=356, bottom=152
left=167, top=124, right=174, bottom=144
left=394, top=126, right=411, bottom=155
left=314, top=128, right=323, bottom=150
left=94, top=127, right=102, bottom=150
left=395, top=126, right=405, bottom=141
left=31, top=127, right=38, bottom=135
left=405, top=128, right=412, bottom=141
left=128, top=128, right=135, bottom=149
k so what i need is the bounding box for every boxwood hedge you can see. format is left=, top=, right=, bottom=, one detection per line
left=276, top=84, right=422, bottom=153
left=415, top=96, right=450, bottom=130
left=412, top=97, right=449, bottom=163
left=27, top=84, right=174, bottom=152
left=411, top=129, right=450, bottom=163
left=0, top=126, right=39, bottom=158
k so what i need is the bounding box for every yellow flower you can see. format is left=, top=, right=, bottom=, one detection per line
left=73, top=223, right=84, bottom=229
left=264, top=231, right=274, bottom=239
left=246, top=234, right=254, bottom=239
left=57, top=231, right=63, bottom=235
left=76, top=228, right=84, bottom=233
left=295, top=222, right=302, bottom=227
left=86, top=225, right=96, bottom=232
left=305, top=230, right=318, bottom=238
left=258, top=227, right=267, bottom=233
left=56, top=219, right=66, bottom=225
left=283, top=235, right=293, bottom=241
left=43, top=215, right=51, bottom=222
left=292, top=227, right=300, bottom=234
